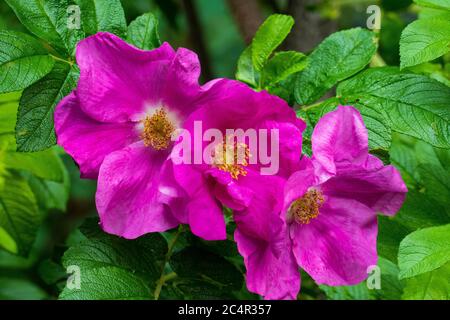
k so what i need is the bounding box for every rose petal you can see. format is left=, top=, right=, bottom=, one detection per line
left=235, top=219, right=300, bottom=300
left=173, top=163, right=226, bottom=240
left=312, top=106, right=368, bottom=177
left=96, top=142, right=179, bottom=238
left=291, top=196, right=378, bottom=286
left=54, top=92, right=137, bottom=179
left=322, top=162, right=407, bottom=216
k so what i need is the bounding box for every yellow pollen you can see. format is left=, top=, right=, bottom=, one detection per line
left=213, top=136, right=251, bottom=180
left=141, top=108, right=175, bottom=150
left=289, top=189, right=324, bottom=224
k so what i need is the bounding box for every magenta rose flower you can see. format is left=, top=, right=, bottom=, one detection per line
left=54, top=32, right=217, bottom=239
left=235, top=106, right=408, bottom=299
left=170, top=80, right=305, bottom=241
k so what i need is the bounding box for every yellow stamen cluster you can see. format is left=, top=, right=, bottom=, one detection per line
left=289, top=189, right=324, bottom=224
left=141, top=108, right=175, bottom=150
left=214, top=137, right=251, bottom=180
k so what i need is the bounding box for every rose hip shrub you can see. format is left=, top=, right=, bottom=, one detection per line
left=0, top=0, right=449, bottom=300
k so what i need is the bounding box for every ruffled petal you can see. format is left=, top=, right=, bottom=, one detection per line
left=312, top=106, right=368, bottom=177
left=76, top=32, right=176, bottom=122
left=96, top=142, right=179, bottom=239
left=54, top=93, right=137, bottom=179
left=161, top=48, right=203, bottom=118
left=232, top=170, right=286, bottom=240
left=291, top=197, right=378, bottom=286
left=172, top=163, right=226, bottom=240
left=235, top=218, right=300, bottom=300
left=322, top=160, right=407, bottom=215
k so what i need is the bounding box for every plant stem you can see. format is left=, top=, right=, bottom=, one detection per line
left=153, top=226, right=183, bottom=300
left=50, top=54, right=74, bottom=67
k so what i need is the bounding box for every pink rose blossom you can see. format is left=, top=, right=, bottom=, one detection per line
left=55, top=32, right=218, bottom=239
left=171, top=80, right=305, bottom=240
left=235, top=106, right=407, bottom=299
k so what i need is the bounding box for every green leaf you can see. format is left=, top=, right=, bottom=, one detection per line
left=0, top=173, right=40, bottom=256
left=27, top=172, right=69, bottom=212
left=59, top=221, right=167, bottom=300
left=62, top=234, right=167, bottom=283
left=377, top=216, right=412, bottom=263
left=400, top=19, right=450, bottom=69
left=320, top=283, right=370, bottom=300
left=4, top=148, right=65, bottom=182
left=398, top=224, right=450, bottom=279
left=338, top=67, right=450, bottom=148
left=295, top=28, right=377, bottom=105
left=419, top=8, right=450, bottom=21
left=236, top=46, right=258, bottom=87
left=402, top=263, right=450, bottom=300
left=0, top=92, right=21, bottom=136
left=165, top=246, right=244, bottom=299
left=301, top=97, right=392, bottom=150
left=5, top=0, right=84, bottom=55
left=38, top=259, right=67, bottom=285
left=267, top=73, right=298, bottom=105
left=0, top=31, right=54, bottom=94
left=0, top=226, right=17, bottom=254
left=75, top=0, right=127, bottom=38
left=261, top=51, right=308, bottom=88
left=127, top=13, right=161, bottom=50
left=0, top=277, right=47, bottom=300
left=396, top=190, right=449, bottom=231
left=171, top=246, right=243, bottom=289
left=251, top=14, right=294, bottom=71
left=370, top=257, right=404, bottom=300
left=417, top=163, right=450, bottom=210
left=390, top=135, right=420, bottom=186
left=414, top=0, right=450, bottom=10
left=59, top=266, right=152, bottom=300
left=15, top=62, right=79, bottom=152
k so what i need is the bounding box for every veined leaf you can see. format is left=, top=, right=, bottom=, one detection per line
left=261, top=51, right=308, bottom=88
left=15, top=62, right=79, bottom=152
left=398, top=224, right=450, bottom=279
left=59, top=266, right=152, bottom=300
left=236, top=46, right=258, bottom=87
left=300, top=97, right=392, bottom=150
left=75, top=0, right=127, bottom=38
left=320, top=283, right=370, bottom=300
left=0, top=31, right=54, bottom=94
left=402, top=263, right=450, bottom=300
left=400, top=19, right=450, bottom=69
left=295, top=28, right=377, bottom=105
left=59, top=221, right=167, bottom=300
left=127, top=13, right=161, bottom=50
left=164, top=246, right=244, bottom=299
left=5, top=0, right=84, bottom=55
left=337, top=67, right=450, bottom=148
left=251, top=14, right=294, bottom=71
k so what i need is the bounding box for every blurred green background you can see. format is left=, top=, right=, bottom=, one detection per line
left=0, top=0, right=437, bottom=300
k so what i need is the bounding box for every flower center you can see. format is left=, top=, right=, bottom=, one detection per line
left=213, top=136, right=250, bottom=180
left=141, top=108, right=175, bottom=150
left=289, top=189, right=324, bottom=225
